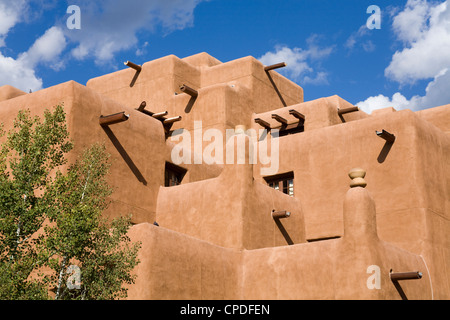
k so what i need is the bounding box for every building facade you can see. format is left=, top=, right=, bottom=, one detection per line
left=0, top=52, right=449, bottom=299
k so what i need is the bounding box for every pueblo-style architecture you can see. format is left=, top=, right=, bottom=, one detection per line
left=0, top=52, right=449, bottom=300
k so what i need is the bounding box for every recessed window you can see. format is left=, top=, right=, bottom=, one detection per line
left=164, top=162, right=187, bottom=187
left=264, top=171, right=294, bottom=197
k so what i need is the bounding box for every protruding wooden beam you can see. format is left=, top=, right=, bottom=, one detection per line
left=390, top=271, right=422, bottom=281
left=264, top=62, right=287, bottom=72
left=152, top=111, right=168, bottom=119
left=124, top=61, right=142, bottom=72
left=376, top=129, right=395, bottom=143
left=99, top=112, right=129, bottom=126
left=163, top=116, right=182, bottom=125
left=137, top=101, right=146, bottom=112
left=135, top=101, right=154, bottom=116
left=254, top=118, right=271, bottom=130
left=272, top=114, right=288, bottom=125
left=180, top=84, right=198, bottom=98
left=272, top=210, right=291, bottom=219
left=289, top=109, right=305, bottom=121
left=338, top=106, right=359, bottom=115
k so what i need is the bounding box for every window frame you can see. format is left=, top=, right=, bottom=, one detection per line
left=164, top=162, right=187, bottom=187
left=263, top=171, right=294, bottom=197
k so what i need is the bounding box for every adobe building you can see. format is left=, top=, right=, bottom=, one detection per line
left=0, top=52, right=449, bottom=299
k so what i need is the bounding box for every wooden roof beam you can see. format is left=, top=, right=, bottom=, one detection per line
left=272, top=210, right=291, bottom=219
left=124, top=60, right=142, bottom=72
left=254, top=118, right=271, bottom=130
left=137, top=101, right=146, bottom=112
left=264, top=62, right=287, bottom=72
left=390, top=271, right=422, bottom=281
left=338, top=106, right=359, bottom=115
left=272, top=114, right=288, bottom=125
left=152, top=111, right=168, bottom=119
left=99, top=112, right=129, bottom=126
left=163, top=116, right=182, bottom=125
left=180, top=84, right=198, bottom=98
left=288, top=109, right=305, bottom=121
left=376, top=129, right=395, bottom=143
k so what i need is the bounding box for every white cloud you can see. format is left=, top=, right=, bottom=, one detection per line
left=18, top=26, right=67, bottom=70
left=259, top=46, right=311, bottom=79
left=359, top=0, right=450, bottom=113
left=0, top=0, right=205, bottom=91
left=407, top=67, right=450, bottom=109
left=66, top=0, right=206, bottom=64
left=0, top=26, right=67, bottom=92
left=386, top=0, right=450, bottom=83
left=0, top=52, right=42, bottom=92
left=357, top=68, right=450, bottom=113
left=258, top=40, right=332, bottom=85
left=356, top=92, right=410, bottom=114
left=0, top=0, right=27, bottom=47
left=391, top=0, right=431, bottom=44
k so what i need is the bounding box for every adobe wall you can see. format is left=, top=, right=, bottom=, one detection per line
left=86, top=53, right=303, bottom=136
left=0, top=81, right=167, bottom=224
left=252, top=95, right=369, bottom=133
left=251, top=104, right=450, bottom=298
left=156, top=134, right=305, bottom=250
left=0, top=85, right=26, bottom=102
left=252, top=106, right=449, bottom=243
left=128, top=172, right=433, bottom=300
left=127, top=223, right=242, bottom=300
left=416, top=104, right=450, bottom=134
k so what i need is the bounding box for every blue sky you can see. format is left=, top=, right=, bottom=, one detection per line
left=1, top=0, right=450, bottom=113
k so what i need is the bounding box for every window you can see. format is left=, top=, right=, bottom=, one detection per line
left=164, top=162, right=187, bottom=187
left=264, top=171, right=294, bottom=197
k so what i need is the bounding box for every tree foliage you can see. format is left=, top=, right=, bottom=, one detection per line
left=0, top=105, right=141, bottom=300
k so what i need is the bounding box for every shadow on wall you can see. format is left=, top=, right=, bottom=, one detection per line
left=102, top=126, right=148, bottom=186
left=265, top=69, right=287, bottom=108
left=377, top=141, right=394, bottom=163
left=274, top=219, right=294, bottom=245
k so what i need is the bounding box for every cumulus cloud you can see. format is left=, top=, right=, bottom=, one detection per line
left=18, top=26, right=67, bottom=70
left=358, top=0, right=450, bottom=113
left=0, top=26, right=67, bottom=92
left=391, top=0, right=432, bottom=44
left=357, top=68, right=450, bottom=113
left=386, top=0, right=450, bottom=84
left=66, top=0, right=206, bottom=64
left=356, top=92, right=410, bottom=114
left=0, top=52, right=42, bottom=91
left=0, top=0, right=204, bottom=91
left=0, top=0, right=27, bottom=47
left=258, top=39, right=333, bottom=85
left=0, top=0, right=40, bottom=91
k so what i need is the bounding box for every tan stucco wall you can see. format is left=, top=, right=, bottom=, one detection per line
left=127, top=180, right=433, bottom=300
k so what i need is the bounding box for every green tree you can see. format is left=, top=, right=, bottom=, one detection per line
left=0, top=106, right=72, bottom=299
left=42, top=143, right=141, bottom=300
left=0, top=105, right=141, bottom=300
